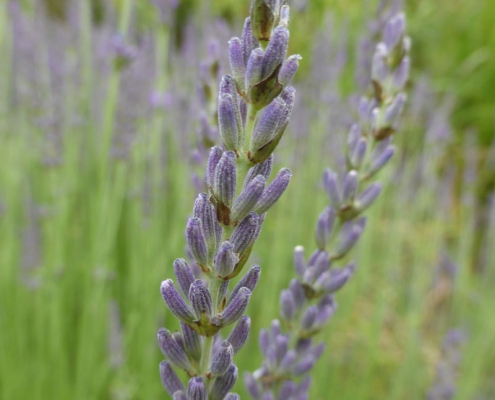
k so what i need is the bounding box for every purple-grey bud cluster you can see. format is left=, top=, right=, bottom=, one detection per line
left=245, top=10, right=410, bottom=399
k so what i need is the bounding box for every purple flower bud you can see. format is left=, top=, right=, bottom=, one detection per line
left=254, top=168, right=291, bottom=214
left=221, top=287, right=252, bottom=326
left=207, top=146, right=224, bottom=188
left=271, top=319, right=282, bottom=337
left=315, top=303, right=336, bottom=326
left=393, top=55, right=410, bottom=90
left=231, top=175, right=267, bottom=222
left=244, top=371, right=262, bottom=399
left=161, top=280, right=195, bottom=323
left=245, top=48, right=264, bottom=90
left=258, top=329, right=270, bottom=356
left=214, top=151, right=237, bottom=208
left=350, top=137, right=368, bottom=169
left=279, top=349, right=298, bottom=371
left=218, top=94, right=239, bottom=151
left=384, top=12, right=406, bottom=50
left=315, top=206, right=335, bottom=250
left=308, top=342, right=326, bottom=360
left=342, top=170, right=359, bottom=203
left=244, top=154, right=274, bottom=188
left=383, top=92, right=407, bottom=127
left=333, top=224, right=363, bottom=259
left=173, top=258, right=195, bottom=299
left=229, top=37, right=246, bottom=92
left=347, top=124, right=361, bottom=154
left=229, top=265, right=261, bottom=302
left=261, top=27, right=289, bottom=80
left=159, top=361, right=185, bottom=396
left=186, top=218, right=209, bottom=269
left=210, top=364, right=238, bottom=400
left=293, top=355, right=317, bottom=376
left=301, top=306, right=318, bottom=331
left=274, top=334, right=289, bottom=363
left=371, top=43, right=389, bottom=83
left=194, top=193, right=222, bottom=261
left=278, top=54, right=301, bottom=87
left=188, top=376, right=207, bottom=400
left=251, top=97, right=287, bottom=151
left=314, top=262, right=354, bottom=294
left=289, top=279, right=306, bottom=308
left=216, top=241, right=238, bottom=278
left=172, top=391, right=187, bottom=400
left=322, top=169, right=341, bottom=209
left=210, top=341, right=234, bottom=377
left=225, top=394, right=240, bottom=400
left=220, top=75, right=244, bottom=139
left=230, top=212, right=260, bottom=257
left=356, top=183, right=382, bottom=212
left=262, top=391, right=276, bottom=400
left=189, top=280, right=213, bottom=319
left=278, top=381, right=296, bottom=400
left=280, top=289, right=296, bottom=321
left=227, top=315, right=251, bottom=354
left=180, top=322, right=202, bottom=362
left=241, top=18, right=259, bottom=66
left=158, top=328, right=193, bottom=372
left=293, top=245, right=306, bottom=277
left=296, top=376, right=312, bottom=397
left=308, top=250, right=331, bottom=277
left=367, top=146, right=394, bottom=177
left=172, top=331, right=185, bottom=353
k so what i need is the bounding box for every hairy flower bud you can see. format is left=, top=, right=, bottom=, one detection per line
left=158, top=328, right=194, bottom=372
left=186, top=218, right=209, bottom=269
left=229, top=37, right=246, bottom=92
left=194, top=193, right=222, bottom=261
left=231, top=175, right=267, bottom=222
left=293, top=245, right=306, bottom=277
left=367, top=146, right=394, bottom=177
left=218, top=94, right=239, bottom=151
left=216, top=241, right=238, bottom=278
left=189, top=279, right=213, bottom=320
left=254, top=168, right=291, bottom=214
left=210, top=341, right=234, bottom=377
left=356, top=183, right=382, bottom=212
left=315, top=206, right=335, bottom=250
left=214, top=151, right=237, bottom=208
left=161, top=280, right=196, bottom=323
left=207, top=146, right=224, bottom=188
left=244, top=155, right=274, bottom=188
left=210, top=364, right=238, bottom=400
left=245, top=48, right=265, bottom=91
left=280, top=289, right=296, bottom=321
left=350, top=137, right=367, bottom=169
left=251, top=97, right=287, bottom=151
left=229, top=265, right=261, bottom=302
left=261, top=27, right=289, bottom=80
left=187, top=376, right=208, bottom=400
left=180, top=322, right=202, bottom=362
left=221, top=287, right=252, bottom=326
left=230, top=212, right=260, bottom=258
left=173, top=258, right=195, bottom=299
left=227, top=315, right=251, bottom=354
left=342, top=170, right=359, bottom=203
left=159, top=361, right=185, bottom=397
left=323, top=169, right=341, bottom=209
left=278, top=54, right=301, bottom=87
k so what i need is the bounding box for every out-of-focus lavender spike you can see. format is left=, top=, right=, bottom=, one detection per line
left=254, top=168, right=292, bottom=214
left=278, top=55, right=301, bottom=87
left=244, top=371, right=262, bottom=400
left=218, top=94, right=240, bottom=151
left=210, top=364, right=238, bottom=400
left=367, top=146, right=394, bottom=177
left=356, top=183, right=382, bottom=212
left=392, top=56, right=410, bottom=90
left=207, top=146, right=224, bottom=188
left=221, top=287, right=252, bottom=326
left=315, top=206, right=335, bottom=250
left=261, top=27, right=289, bottom=80
left=229, top=37, right=246, bottom=92
left=216, top=241, right=238, bottom=278
left=187, top=376, right=208, bottom=400
left=231, top=175, right=267, bottom=222
left=161, top=280, right=196, bottom=323
left=323, top=168, right=341, bottom=209
left=157, top=328, right=194, bottom=372
left=280, top=289, right=296, bottom=321
left=230, top=212, right=260, bottom=257
left=245, top=48, right=265, bottom=91
left=173, top=258, right=195, bottom=300
left=227, top=315, right=251, bottom=354
left=244, top=155, right=274, bottom=188
left=382, top=92, right=407, bottom=128
left=342, top=170, right=359, bottom=203
left=189, top=279, right=213, bottom=319
left=251, top=97, right=287, bottom=151
left=294, top=246, right=306, bottom=277
left=271, top=320, right=282, bottom=337
left=186, top=218, right=209, bottom=270
left=332, top=224, right=364, bottom=259
left=159, top=361, right=185, bottom=397
left=259, top=329, right=270, bottom=356
left=181, top=322, right=202, bottom=362
left=210, top=341, right=234, bottom=377
left=194, top=193, right=221, bottom=261
left=229, top=265, right=261, bottom=302
left=214, top=151, right=237, bottom=208
left=350, top=137, right=367, bottom=169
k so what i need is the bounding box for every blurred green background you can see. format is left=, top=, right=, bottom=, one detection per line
left=1, top=0, right=494, bottom=399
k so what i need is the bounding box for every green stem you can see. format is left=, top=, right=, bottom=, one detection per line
left=200, top=335, right=214, bottom=375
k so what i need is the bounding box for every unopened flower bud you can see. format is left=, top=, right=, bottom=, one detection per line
left=214, top=151, right=237, bottom=208
left=280, top=289, right=296, bottom=321
left=229, top=265, right=261, bottom=302
left=367, top=146, right=394, bottom=177
left=244, top=154, right=274, bottom=188
left=216, top=241, right=238, bottom=278
left=194, top=193, right=221, bottom=261
left=159, top=361, right=185, bottom=396
left=241, top=18, right=259, bottom=66
left=350, top=137, right=367, bottom=169
left=229, top=37, right=246, bottom=92
left=218, top=94, right=239, bottom=151
left=210, top=364, right=238, bottom=400
left=254, top=168, right=292, bottom=214
left=181, top=322, right=202, bottom=362
left=186, top=218, right=209, bottom=269
left=342, top=170, right=359, bottom=203
left=231, top=175, right=267, bottom=222
left=315, top=206, right=335, bottom=250
left=245, top=48, right=265, bottom=90
left=230, top=212, right=260, bottom=258
left=158, top=328, right=194, bottom=372
left=187, top=377, right=207, bottom=400
left=251, top=97, right=287, bottom=151
left=226, top=315, right=251, bottom=354
left=293, top=245, right=306, bottom=277
left=210, top=341, right=234, bottom=377
left=261, top=27, right=289, bottom=80
left=221, top=287, right=252, bottom=326
left=355, top=183, right=382, bottom=212
left=161, top=279, right=195, bottom=323
left=278, top=54, right=301, bottom=87
left=189, top=279, right=213, bottom=319
left=173, top=258, right=195, bottom=299
left=323, top=169, right=341, bottom=209
left=207, top=146, right=223, bottom=188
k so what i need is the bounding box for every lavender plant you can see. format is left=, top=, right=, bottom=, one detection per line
left=158, top=1, right=300, bottom=398
left=244, top=11, right=411, bottom=399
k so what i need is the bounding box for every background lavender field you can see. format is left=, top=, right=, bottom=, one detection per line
left=1, top=0, right=494, bottom=399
